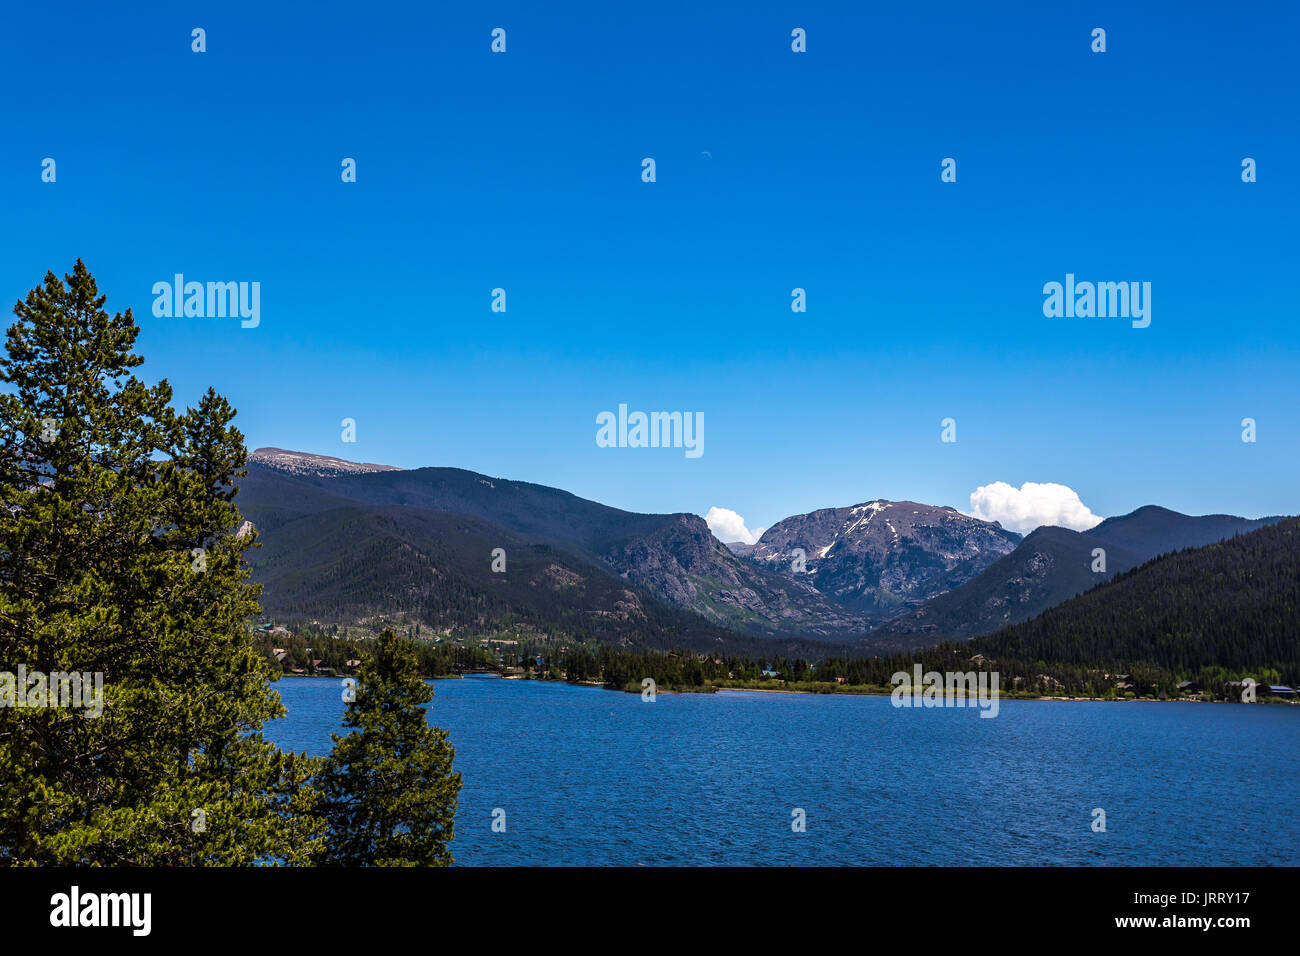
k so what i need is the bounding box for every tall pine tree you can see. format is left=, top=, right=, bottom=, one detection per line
left=0, top=261, right=322, bottom=864
left=317, top=630, right=461, bottom=866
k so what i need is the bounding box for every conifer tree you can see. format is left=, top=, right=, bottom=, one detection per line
left=0, top=261, right=321, bottom=864
left=316, top=629, right=460, bottom=866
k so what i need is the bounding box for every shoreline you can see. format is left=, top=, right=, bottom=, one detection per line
left=713, top=686, right=1293, bottom=704
left=274, top=673, right=1295, bottom=706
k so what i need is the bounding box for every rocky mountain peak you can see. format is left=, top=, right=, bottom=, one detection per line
left=742, top=499, right=1022, bottom=620
left=249, top=447, right=402, bottom=478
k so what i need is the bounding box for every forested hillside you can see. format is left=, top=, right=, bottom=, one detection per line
left=968, top=517, right=1300, bottom=686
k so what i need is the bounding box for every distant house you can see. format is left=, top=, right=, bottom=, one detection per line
left=1115, top=681, right=1134, bottom=692
left=761, top=668, right=781, bottom=679
left=272, top=651, right=289, bottom=665
left=1269, top=685, right=1297, bottom=698
left=344, top=659, right=361, bottom=672
left=1176, top=680, right=1199, bottom=693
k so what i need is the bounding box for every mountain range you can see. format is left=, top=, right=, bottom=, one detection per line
left=238, top=450, right=866, bottom=649
left=237, top=448, right=1286, bottom=654
left=866, top=506, right=1283, bottom=650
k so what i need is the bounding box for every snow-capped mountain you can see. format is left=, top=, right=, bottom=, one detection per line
left=741, top=500, right=1022, bottom=621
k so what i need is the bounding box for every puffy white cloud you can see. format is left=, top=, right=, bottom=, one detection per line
left=704, top=507, right=766, bottom=544
left=967, top=481, right=1103, bottom=535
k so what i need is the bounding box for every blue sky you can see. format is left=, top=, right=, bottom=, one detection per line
left=2, top=1, right=1297, bottom=535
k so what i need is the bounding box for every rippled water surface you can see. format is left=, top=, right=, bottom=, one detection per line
left=267, top=675, right=1300, bottom=866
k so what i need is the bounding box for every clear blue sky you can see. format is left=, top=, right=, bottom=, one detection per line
left=2, top=1, right=1297, bottom=533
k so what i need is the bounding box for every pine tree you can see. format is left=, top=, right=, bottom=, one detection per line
left=316, top=629, right=461, bottom=866
left=0, top=260, right=321, bottom=864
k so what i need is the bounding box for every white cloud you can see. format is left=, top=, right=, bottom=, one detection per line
left=966, top=481, right=1103, bottom=535
left=704, top=507, right=766, bottom=545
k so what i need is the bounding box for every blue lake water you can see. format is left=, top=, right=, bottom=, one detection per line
left=266, top=675, right=1300, bottom=866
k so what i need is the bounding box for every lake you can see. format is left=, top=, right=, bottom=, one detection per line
left=266, top=675, right=1300, bottom=866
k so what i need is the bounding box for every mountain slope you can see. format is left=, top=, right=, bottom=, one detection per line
left=968, top=517, right=1300, bottom=680
left=866, top=526, right=1140, bottom=650
left=240, top=451, right=868, bottom=640
left=871, top=506, right=1284, bottom=648
left=743, top=500, right=1021, bottom=620
left=250, top=503, right=740, bottom=650
left=1085, top=505, right=1282, bottom=561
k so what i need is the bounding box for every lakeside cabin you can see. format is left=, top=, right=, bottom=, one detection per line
left=310, top=659, right=336, bottom=676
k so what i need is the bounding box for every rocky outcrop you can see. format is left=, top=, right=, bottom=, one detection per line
left=601, top=514, right=869, bottom=638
